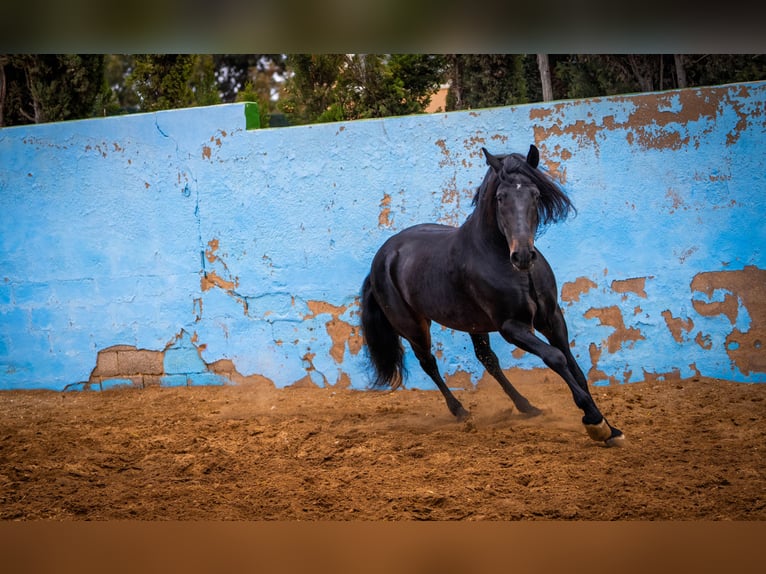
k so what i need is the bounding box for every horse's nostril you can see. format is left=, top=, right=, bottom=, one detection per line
left=530, top=250, right=538, bottom=261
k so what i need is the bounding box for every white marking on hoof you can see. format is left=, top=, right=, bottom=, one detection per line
left=605, top=433, right=626, bottom=448
left=584, top=419, right=611, bottom=442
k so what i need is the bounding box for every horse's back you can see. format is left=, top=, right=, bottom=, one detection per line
left=372, top=223, right=457, bottom=268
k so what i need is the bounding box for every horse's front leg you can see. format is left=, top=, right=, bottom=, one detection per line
left=499, top=319, right=625, bottom=447
left=470, top=333, right=542, bottom=416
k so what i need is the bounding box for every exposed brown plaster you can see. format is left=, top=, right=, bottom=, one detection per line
left=305, top=300, right=363, bottom=364
left=560, top=276, right=597, bottom=303
left=89, top=345, right=165, bottom=389
left=532, top=141, right=567, bottom=183
left=695, top=331, right=713, bottom=350
left=691, top=292, right=739, bottom=325
left=661, top=310, right=694, bottom=343
left=326, top=316, right=362, bottom=363
left=208, top=359, right=275, bottom=388
left=665, top=188, right=686, bottom=214
left=444, top=369, right=473, bottom=390
left=200, top=239, right=247, bottom=313
left=205, top=238, right=220, bottom=263
left=622, top=89, right=720, bottom=150
left=202, top=146, right=211, bottom=159
left=200, top=270, right=237, bottom=292
left=305, top=300, right=346, bottom=319
left=434, top=138, right=452, bottom=168
left=335, top=372, right=352, bottom=388
left=529, top=86, right=758, bottom=158
left=725, top=85, right=762, bottom=146
left=692, top=266, right=766, bottom=374
left=463, top=134, right=486, bottom=152
left=87, top=330, right=273, bottom=390
left=290, top=374, right=320, bottom=388
left=627, top=130, right=689, bottom=151
left=378, top=193, right=393, bottom=227
left=291, top=352, right=323, bottom=388
left=584, top=306, right=645, bottom=354
left=611, top=277, right=648, bottom=299
left=587, top=342, right=615, bottom=385
left=529, top=107, right=553, bottom=121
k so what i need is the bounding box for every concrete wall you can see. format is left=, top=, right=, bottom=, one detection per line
left=1, top=83, right=764, bottom=391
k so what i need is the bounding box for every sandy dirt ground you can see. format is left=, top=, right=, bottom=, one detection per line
left=0, top=373, right=763, bottom=520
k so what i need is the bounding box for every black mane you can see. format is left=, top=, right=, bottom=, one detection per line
left=471, top=152, right=575, bottom=231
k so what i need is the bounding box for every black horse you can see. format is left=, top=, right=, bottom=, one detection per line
left=361, top=145, right=624, bottom=447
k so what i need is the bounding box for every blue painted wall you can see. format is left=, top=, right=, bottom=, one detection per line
left=1, top=83, right=764, bottom=391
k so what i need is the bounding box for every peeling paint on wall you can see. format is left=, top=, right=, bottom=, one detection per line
left=1, top=85, right=765, bottom=391
left=561, top=277, right=598, bottom=303
left=691, top=266, right=766, bottom=375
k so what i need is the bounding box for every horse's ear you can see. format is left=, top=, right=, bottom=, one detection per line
left=482, top=147, right=503, bottom=172
left=526, top=144, right=540, bottom=168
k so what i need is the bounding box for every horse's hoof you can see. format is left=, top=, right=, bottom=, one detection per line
left=462, top=416, right=477, bottom=433
left=520, top=404, right=543, bottom=417
left=455, top=407, right=471, bottom=422
left=605, top=430, right=625, bottom=448
left=584, top=419, right=611, bottom=442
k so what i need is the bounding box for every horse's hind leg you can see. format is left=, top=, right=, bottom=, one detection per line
left=397, top=318, right=470, bottom=421
left=470, top=334, right=542, bottom=416
left=371, top=273, right=469, bottom=421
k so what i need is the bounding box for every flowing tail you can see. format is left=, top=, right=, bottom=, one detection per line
left=360, top=275, right=404, bottom=389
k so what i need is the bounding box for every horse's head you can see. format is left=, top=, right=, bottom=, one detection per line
left=482, top=145, right=542, bottom=271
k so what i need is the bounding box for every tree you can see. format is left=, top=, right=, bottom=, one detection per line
left=190, top=55, right=220, bottom=107
left=279, top=54, right=346, bottom=124
left=128, top=55, right=197, bottom=112
left=229, top=56, right=289, bottom=127
left=213, top=55, right=287, bottom=103
left=537, top=54, right=553, bottom=101
left=551, top=55, right=766, bottom=101
left=0, top=55, right=109, bottom=127
left=682, top=54, right=766, bottom=87
left=674, top=55, right=687, bottom=89
left=445, top=55, right=535, bottom=111
left=103, top=55, right=140, bottom=115
left=279, top=54, right=445, bottom=125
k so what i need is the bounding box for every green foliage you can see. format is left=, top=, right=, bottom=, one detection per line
left=119, top=54, right=222, bottom=113
left=191, top=55, right=221, bottom=107
left=127, top=55, right=195, bottom=112
left=279, top=54, right=445, bottom=125
left=552, top=55, right=766, bottom=101
left=279, top=54, right=347, bottom=124
left=232, top=56, right=287, bottom=128
left=102, top=55, right=140, bottom=115
left=214, top=55, right=287, bottom=103
left=2, top=54, right=765, bottom=129
left=0, top=55, right=108, bottom=126
left=683, top=54, right=766, bottom=86
left=446, top=55, right=534, bottom=111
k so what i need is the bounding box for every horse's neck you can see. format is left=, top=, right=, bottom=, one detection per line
left=459, top=209, right=508, bottom=256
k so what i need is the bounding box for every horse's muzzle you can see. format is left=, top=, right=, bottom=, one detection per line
left=510, top=247, right=537, bottom=271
